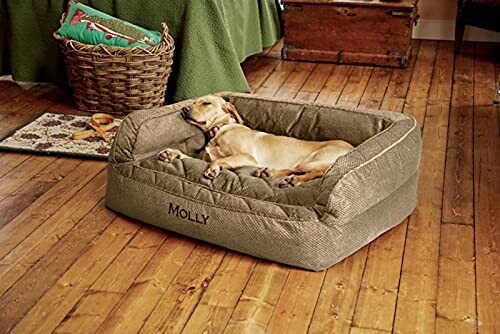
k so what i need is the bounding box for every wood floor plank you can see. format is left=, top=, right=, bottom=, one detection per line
left=138, top=244, right=226, bottom=334
left=315, top=65, right=352, bottom=105
left=309, top=247, right=369, bottom=334
left=10, top=217, right=141, bottom=334
left=298, top=63, right=334, bottom=93
left=380, top=97, right=405, bottom=114
left=0, top=155, right=55, bottom=203
left=427, top=43, right=456, bottom=104
left=442, top=43, right=475, bottom=225
left=0, top=161, right=106, bottom=260
left=0, top=154, right=30, bottom=179
left=95, top=235, right=195, bottom=334
left=0, top=84, right=53, bottom=114
left=0, top=199, right=116, bottom=333
left=384, top=40, right=421, bottom=100
left=0, top=82, right=37, bottom=108
left=0, top=158, right=81, bottom=229
left=351, top=223, right=407, bottom=332
left=55, top=227, right=166, bottom=333
left=295, top=91, right=319, bottom=103
left=244, top=57, right=281, bottom=92
left=350, top=327, right=391, bottom=334
left=255, top=61, right=297, bottom=97
left=377, top=41, right=419, bottom=112
left=358, top=67, right=392, bottom=110
left=0, top=170, right=108, bottom=297
left=223, top=262, right=289, bottom=334
left=393, top=41, right=455, bottom=334
left=274, top=62, right=316, bottom=100
left=181, top=253, right=257, bottom=334
left=436, top=224, right=476, bottom=334
left=266, top=269, right=325, bottom=334
left=402, top=40, right=438, bottom=127
left=336, top=66, right=373, bottom=108
left=473, top=42, right=500, bottom=334
left=295, top=63, right=335, bottom=102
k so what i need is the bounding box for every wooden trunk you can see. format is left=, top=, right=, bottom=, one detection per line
left=282, top=0, right=419, bottom=67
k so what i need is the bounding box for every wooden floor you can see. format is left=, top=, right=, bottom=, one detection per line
left=0, top=40, right=498, bottom=334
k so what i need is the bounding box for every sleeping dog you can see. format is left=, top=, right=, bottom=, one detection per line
left=158, top=95, right=353, bottom=187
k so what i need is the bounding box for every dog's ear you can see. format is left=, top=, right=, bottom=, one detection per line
left=222, top=101, right=244, bottom=124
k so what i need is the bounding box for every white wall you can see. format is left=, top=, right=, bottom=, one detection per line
left=413, top=0, right=500, bottom=41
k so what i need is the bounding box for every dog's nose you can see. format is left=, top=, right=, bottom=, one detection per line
left=181, top=107, right=191, bottom=118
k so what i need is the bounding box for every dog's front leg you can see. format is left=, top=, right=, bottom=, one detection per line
left=204, top=154, right=258, bottom=179
left=158, top=148, right=189, bottom=162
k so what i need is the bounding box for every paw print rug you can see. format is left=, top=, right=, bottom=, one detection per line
left=0, top=113, right=122, bottom=159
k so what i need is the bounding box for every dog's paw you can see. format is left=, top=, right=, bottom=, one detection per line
left=158, top=149, right=177, bottom=162
left=204, top=166, right=222, bottom=180
left=278, top=176, right=296, bottom=188
left=254, top=167, right=272, bottom=179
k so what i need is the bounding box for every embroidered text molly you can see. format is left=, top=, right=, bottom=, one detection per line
left=168, top=203, right=209, bottom=225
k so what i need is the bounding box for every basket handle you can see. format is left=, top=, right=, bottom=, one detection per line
left=160, top=22, right=170, bottom=44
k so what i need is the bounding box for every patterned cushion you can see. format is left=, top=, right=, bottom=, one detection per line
left=54, top=1, right=161, bottom=48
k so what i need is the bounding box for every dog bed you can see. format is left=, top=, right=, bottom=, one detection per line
left=106, top=92, right=421, bottom=271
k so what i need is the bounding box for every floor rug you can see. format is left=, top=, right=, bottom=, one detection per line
left=0, top=113, right=122, bottom=159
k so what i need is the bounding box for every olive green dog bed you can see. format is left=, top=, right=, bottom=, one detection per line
left=106, top=92, right=421, bottom=271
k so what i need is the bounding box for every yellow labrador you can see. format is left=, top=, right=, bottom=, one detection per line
left=158, top=95, right=353, bottom=187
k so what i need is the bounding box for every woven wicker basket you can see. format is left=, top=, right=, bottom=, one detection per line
left=55, top=23, right=175, bottom=115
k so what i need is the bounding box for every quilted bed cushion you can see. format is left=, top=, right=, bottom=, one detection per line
left=106, top=93, right=421, bottom=270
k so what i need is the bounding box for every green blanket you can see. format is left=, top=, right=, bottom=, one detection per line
left=0, top=0, right=281, bottom=101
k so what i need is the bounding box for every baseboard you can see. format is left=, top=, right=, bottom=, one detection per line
left=413, top=19, right=500, bottom=42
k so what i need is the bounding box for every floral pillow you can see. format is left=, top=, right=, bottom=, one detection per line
left=54, top=1, right=161, bottom=48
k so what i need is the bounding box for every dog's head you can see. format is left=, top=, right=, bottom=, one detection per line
left=180, top=95, right=243, bottom=132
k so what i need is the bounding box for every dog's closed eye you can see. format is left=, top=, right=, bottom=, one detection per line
left=202, top=102, right=211, bottom=106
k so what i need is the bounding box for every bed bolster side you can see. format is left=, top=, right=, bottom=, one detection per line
left=321, top=116, right=422, bottom=225
left=109, top=99, right=205, bottom=164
